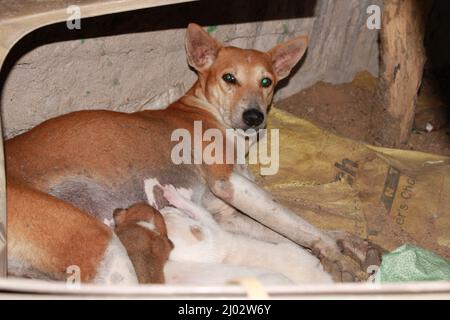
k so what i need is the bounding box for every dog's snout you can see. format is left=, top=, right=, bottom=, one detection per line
left=242, top=109, right=264, bottom=127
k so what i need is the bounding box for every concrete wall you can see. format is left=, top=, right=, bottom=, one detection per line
left=0, top=0, right=381, bottom=138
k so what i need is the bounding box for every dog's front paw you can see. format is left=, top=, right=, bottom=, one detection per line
left=314, top=232, right=385, bottom=282
left=331, top=231, right=385, bottom=272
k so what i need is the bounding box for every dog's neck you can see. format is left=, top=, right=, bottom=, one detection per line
left=180, top=80, right=231, bottom=129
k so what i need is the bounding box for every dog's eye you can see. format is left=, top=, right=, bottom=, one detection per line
left=222, top=73, right=237, bottom=84
left=261, top=77, right=272, bottom=88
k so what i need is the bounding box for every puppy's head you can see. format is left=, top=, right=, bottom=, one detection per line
left=113, top=204, right=174, bottom=284
left=186, top=23, right=308, bottom=130
left=113, top=203, right=169, bottom=238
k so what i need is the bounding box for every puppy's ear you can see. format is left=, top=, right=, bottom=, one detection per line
left=113, top=208, right=126, bottom=226
left=185, top=23, right=222, bottom=72
left=267, top=35, right=308, bottom=81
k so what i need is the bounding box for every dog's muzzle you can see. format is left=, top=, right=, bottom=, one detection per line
left=242, top=109, right=265, bottom=127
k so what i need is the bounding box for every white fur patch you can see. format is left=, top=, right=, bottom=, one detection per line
left=137, top=220, right=156, bottom=232
left=174, top=187, right=193, bottom=201
left=164, top=261, right=294, bottom=286
left=93, top=234, right=138, bottom=285
left=103, top=218, right=115, bottom=228
left=144, top=178, right=161, bottom=207
left=160, top=206, right=223, bottom=263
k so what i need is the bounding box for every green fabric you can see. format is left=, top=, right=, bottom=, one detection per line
left=378, top=244, right=450, bottom=283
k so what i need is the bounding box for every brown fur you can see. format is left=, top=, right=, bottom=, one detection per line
left=113, top=203, right=173, bottom=284
left=7, top=178, right=111, bottom=282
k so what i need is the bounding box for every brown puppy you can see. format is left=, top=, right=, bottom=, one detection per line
left=113, top=203, right=173, bottom=284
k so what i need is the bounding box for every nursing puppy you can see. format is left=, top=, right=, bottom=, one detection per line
left=146, top=182, right=333, bottom=285
left=113, top=203, right=173, bottom=284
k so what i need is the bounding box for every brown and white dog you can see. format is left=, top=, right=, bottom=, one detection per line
left=6, top=23, right=379, bottom=284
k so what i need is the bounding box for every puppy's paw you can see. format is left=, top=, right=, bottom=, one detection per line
left=162, top=185, right=197, bottom=219
left=163, top=185, right=183, bottom=207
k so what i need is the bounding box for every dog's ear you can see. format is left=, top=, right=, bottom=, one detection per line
left=267, top=35, right=308, bottom=81
left=185, top=23, right=222, bottom=72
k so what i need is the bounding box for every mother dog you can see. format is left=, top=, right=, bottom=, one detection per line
left=6, top=24, right=379, bottom=283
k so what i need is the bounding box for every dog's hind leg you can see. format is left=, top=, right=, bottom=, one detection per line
left=7, top=179, right=137, bottom=285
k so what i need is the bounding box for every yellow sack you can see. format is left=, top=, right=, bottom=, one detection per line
left=251, top=108, right=450, bottom=259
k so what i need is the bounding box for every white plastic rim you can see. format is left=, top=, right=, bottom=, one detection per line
left=0, top=0, right=449, bottom=299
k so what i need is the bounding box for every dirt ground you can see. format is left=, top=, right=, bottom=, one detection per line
left=277, top=71, right=450, bottom=156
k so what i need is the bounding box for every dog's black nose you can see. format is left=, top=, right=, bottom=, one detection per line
left=243, top=109, right=264, bottom=127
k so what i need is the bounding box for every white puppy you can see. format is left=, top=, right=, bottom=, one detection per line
left=144, top=181, right=333, bottom=285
